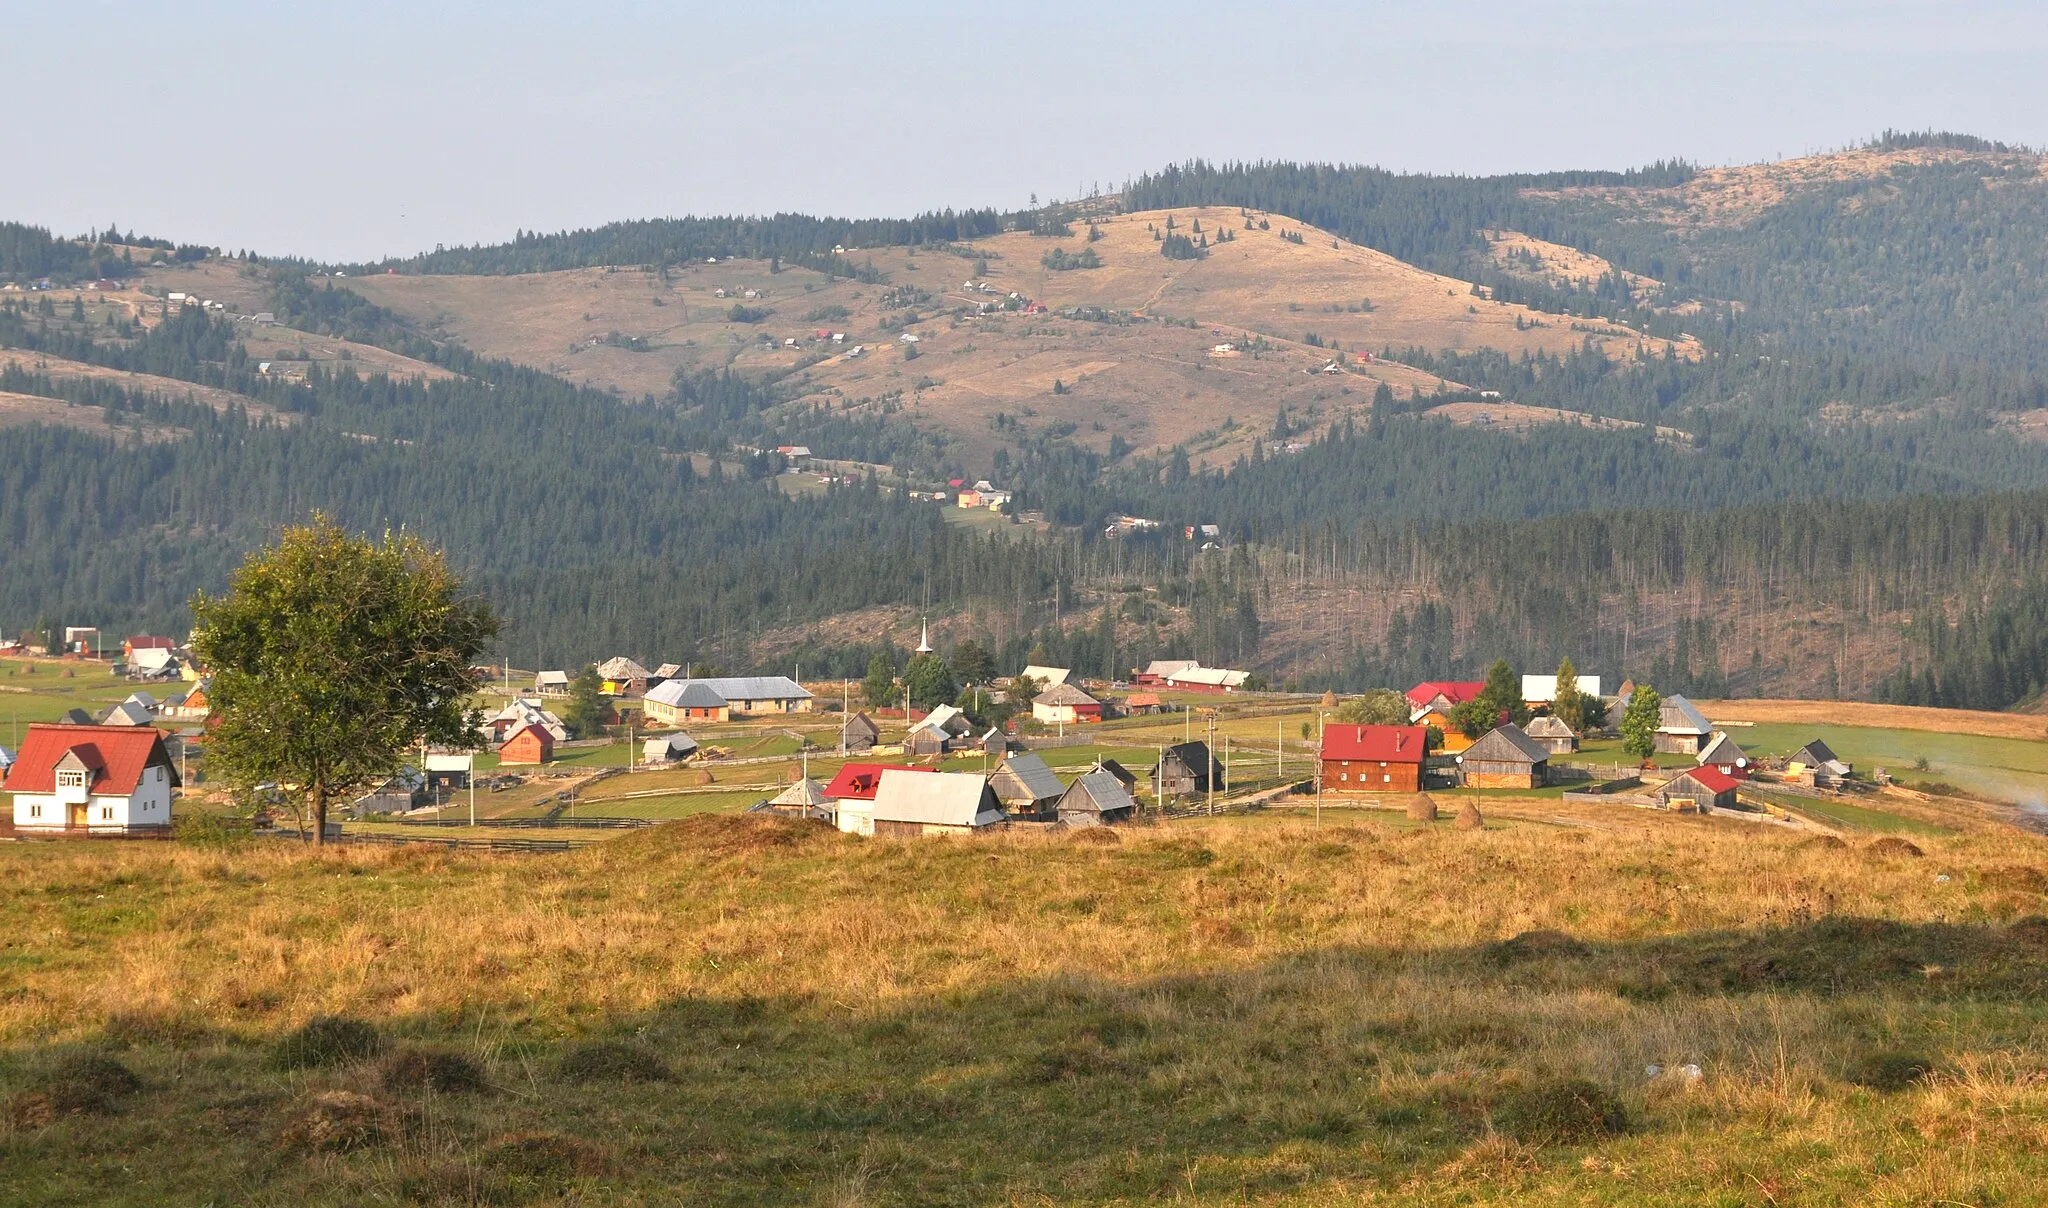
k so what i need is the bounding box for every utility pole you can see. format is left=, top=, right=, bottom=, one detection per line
left=468, top=758, right=476, bottom=828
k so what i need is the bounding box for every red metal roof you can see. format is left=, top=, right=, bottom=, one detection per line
left=823, top=762, right=934, bottom=801
left=1674, top=765, right=1741, bottom=794
left=1406, top=682, right=1484, bottom=710
left=3, top=724, right=169, bottom=795
left=1320, top=724, right=1428, bottom=763
left=125, top=635, right=177, bottom=650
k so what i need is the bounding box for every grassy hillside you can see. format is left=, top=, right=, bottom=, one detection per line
left=5, top=809, right=2048, bottom=1203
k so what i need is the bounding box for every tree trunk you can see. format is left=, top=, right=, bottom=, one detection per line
left=312, top=780, right=327, bottom=847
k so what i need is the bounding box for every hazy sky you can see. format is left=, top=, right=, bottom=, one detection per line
left=8, top=1, right=2045, bottom=262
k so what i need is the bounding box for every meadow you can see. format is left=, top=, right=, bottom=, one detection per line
left=6, top=803, right=2048, bottom=1204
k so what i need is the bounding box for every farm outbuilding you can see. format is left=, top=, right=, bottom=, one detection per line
left=988, top=752, right=1065, bottom=816
left=1459, top=724, right=1550, bottom=789
left=1658, top=765, right=1741, bottom=811
left=1151, top=741, right=1223, bottom=798
left=868, top=770, right=1005, bottom=837
left=1523, top=714, right=1579, bottom=754
left=1654, top=695, right=1714, bottom=755
left=1319, top=724, right=1427, bottom=793
left=1056, top=770, right=1137, bottom=827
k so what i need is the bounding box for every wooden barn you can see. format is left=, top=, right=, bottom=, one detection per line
left=1459, top=724, right=1550, bottom=789
left=988, top=752, right=1065, bottom=817
left=869, top=770, right=1005, bottom=837
left=1319, top=724, right=1427, bottom=793
left=1658, top=765, right=1740, bottom=811
left=1696, top=731, right=1749, bottom=774
left=1056, top=770, right=1137, bottom=827
left=498, top=722, right=555, bottom=766
left=840, top=712, right=880, bottom=753
left=1151, top=741, right=1223, bottom=798
left=1523, top=714, right=1579, bottom=755
left=1654, top=695, right=1713, bottom=755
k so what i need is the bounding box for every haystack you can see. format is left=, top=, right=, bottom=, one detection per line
left=1406, top=795, right=1438, bottom=822
left=1456, top=801, right=1485, bottom=830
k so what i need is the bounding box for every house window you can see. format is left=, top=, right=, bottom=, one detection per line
left=100, top=806, right=114, bottom=819
left=1383, top=774, right=1391, bottom=783
left=28, top=804, right=41, bottom=818
left=57, top=770, right=86, bottom=789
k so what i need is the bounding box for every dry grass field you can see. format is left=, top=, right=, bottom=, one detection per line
left=0, top=350, right=282, bottom=420
left=344, top=206, right=1700, bottom=467
left=5, top=806, right=2048, bottom=1204
left=1702, top=699, right=2048, bottom=743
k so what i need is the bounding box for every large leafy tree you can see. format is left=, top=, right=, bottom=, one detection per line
left=1452, top=658, right=1529, bottom=738
left=1620, top=684, right=1663, bottom=761
left=191, top=516, right=499, bottom=844
left=1334, top=688, right=1410, bottom=726
left=902, top=653, right=957, bottom=710
left=862, top=652, right=898, bottom=709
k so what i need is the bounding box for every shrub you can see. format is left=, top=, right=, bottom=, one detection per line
left=556, top=1040, right=670, bottom=1084
left=382, top=1048, right=489, bottom=1095
left=1494, top=1078, right=1627, bottom=1144
left=1848, top=1050, right=1934, bottom=1092
left=274, top=1016, right=382, bottom=1069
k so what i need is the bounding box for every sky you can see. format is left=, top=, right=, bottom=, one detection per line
left=7, top=0, right=2046, bottom=263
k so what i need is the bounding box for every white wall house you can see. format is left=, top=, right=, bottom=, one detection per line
left=6, top=724, right=178, bottom=835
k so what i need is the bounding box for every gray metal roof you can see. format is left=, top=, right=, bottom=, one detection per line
left=676, top=676, right=812, bottom=702
left=1059, top=770, right=1136, bottom=815
left=1035, top=682, right=1099, bottom=707
left=1658, top=695, right=1712, bottom=734
left=645, top=679, right=728, bottom=708
left=871, top=770, right=1004, bottom=827
left=1462, top=723, right=1550, bottom=765
left=991, top=752, right=1064, bottom=804
left=1697, top=731, right=1746, bottom=765
left=1524, top=715, right=1577, bottom=738
left=770, top=777, right=830, bottom=808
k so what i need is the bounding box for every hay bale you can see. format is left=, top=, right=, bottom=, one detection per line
left=1405, top=795, right=1439, bottom=822
left=1320, top=690, right=1338, bottom=708
left=1867, top=837, right=1925, bottom=859
left=1455, top=802, right=1485, bottom=831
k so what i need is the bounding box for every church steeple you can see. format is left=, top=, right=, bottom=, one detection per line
left=915, top=620, right=933, bottom=654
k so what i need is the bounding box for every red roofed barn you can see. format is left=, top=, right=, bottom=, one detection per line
left=1320, top=724, right=1428, bottom=793
left=498, top=722, right=554, bottom=766
left=5, top=723, right=178, bottom=835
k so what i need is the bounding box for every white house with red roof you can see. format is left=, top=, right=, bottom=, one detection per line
left=5, top=723, right=178, bottom=835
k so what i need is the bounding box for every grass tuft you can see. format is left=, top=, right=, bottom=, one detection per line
left=381, top=1047, right=490, bottom=1095
left=555, top=1040, right=670, bottom=1084
left=1493, top=1077, right=1628, bottom=1144
left=280, top=1089, right=390, bottom=1153
left=1489, top=929, right=1590, bottom=962
left=1848, top=1050, right=1935, bottom=1092
left=481, top=1130, right=609, bottom=1179
left=273, top=1016, right=382, bottom=1069
left=1867, top=836, right=1926, bottom=859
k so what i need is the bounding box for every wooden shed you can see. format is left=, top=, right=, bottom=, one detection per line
left=1523, top=714, right=1579, bottom=754
left=869, top=770, right=1005, bottom=837
left=1459, top=724, right=1549, bottom=789
left=1056, top=770, right=1137, bottom=827
left=840, top=712, right=880, bottom=754
left=1151, top=741, right=1222, bottom=798
left=1658, top=765, right=1740, bottom=811
left=988, top=752, right=1065, bottom=817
